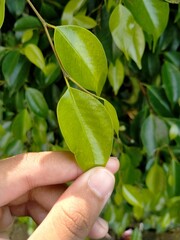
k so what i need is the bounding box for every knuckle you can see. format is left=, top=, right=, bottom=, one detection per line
left=60, top=205, right=89, bottom=239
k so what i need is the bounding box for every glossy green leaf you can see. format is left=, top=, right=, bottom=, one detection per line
left=2, top=51, right=30, bottom=92
left=22, top=30, right=34, bottom=43
left=141, top=114, right=169, bottom=157
left=162, top=61, right=180, bottom=104
left=61, top=0, right=86, bottom=25
left=109, top=4, right=145, bottom=69
left=6, top=0, right=26, bottom=16
left=131, top=228, right=142, bottom=240
left=32, top=116, right=48, bottom=145
left=164, top=51, right=180, bottom=68
left=108, top=58, right=124, bottom=95
left=43, top=63, right=61, bottom=87
left=104, top=99, right=119, bottom=135
left=57, top=87, right=114, bottom=171
left=12, top=109, right=32, bottom=142
left=73, top=15, right=97, bottom=29
left=171, top=159, right=180, bottom=196
left=122, top=185, right=152, bottom=208
left=146, top=163, right=166, bottom=194
left=164, top=0, right=180, bottom=3
left=14, top=16, right=41, bottom=31
left=26, top=88, right=49, bottom=118
left=24, top=44, right=45, bottom=72
left=54, top=25, right=108, bottom=95
left=147, top=86, right=173, bottom=117
left=0, top=0, right=5, bottom=28
left=124, top=0, right=169, bottom=49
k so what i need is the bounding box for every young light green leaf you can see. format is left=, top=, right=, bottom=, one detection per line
left=54, top=25, right=108, bottom=95
left=103, top=99, right=119, bottom=136
left=124, top=0, right=169, bottom=49
left=141, top=114, right=169, bottom=157
left=24, top=44, right=45, bottom=72
left=122, top=185, right=143, bottom=208
left=61, top=0, right=86, bottom=25
left=57, top=87, right=114, bottom=171
left=162, top=61, right=180, bottom=105
left=12, top=109, right=32, bottom=142
left=26, top=88, right=49, bottom=118
left=109, top=4, right=145, bottom=69
left=108, top=58, right=124, bottom=95
left=0, top=0, right=5, bottom=28
left=146, top=163, right=166, bottom=194
left=73, top=15, right=97, bottom=29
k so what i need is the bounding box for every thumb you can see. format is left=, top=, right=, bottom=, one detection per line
left=29, top=167, right=115, bottom=240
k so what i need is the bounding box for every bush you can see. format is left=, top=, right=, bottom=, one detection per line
left=0, top=0, right=180, bottom=238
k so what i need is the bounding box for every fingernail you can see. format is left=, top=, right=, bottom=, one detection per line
left=88, top=168, right=115, bottom=199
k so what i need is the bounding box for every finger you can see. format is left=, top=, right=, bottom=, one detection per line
left=10, top=202, right=47, bottom=225
left=0, top=207, right=14, bottom=231
left=29, top=167, right=115, bottom=240
left=106, top=157, right=120, bottom=174
left=9, top=185, right=67, bottom=210
left=88, top=217, right=109, bottom=239
left=0, top=152, right=119, bottom=206
left=0, top=152, right=82, bottom=206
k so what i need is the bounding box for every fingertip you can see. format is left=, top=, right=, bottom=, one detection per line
left=106, top=157, right=120, bottom=174
left=88, top=217, right=109, bottom=239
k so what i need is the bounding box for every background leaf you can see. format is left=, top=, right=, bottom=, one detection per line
left=54, top=25, right=107, bottom=95
left=0, top=0, right=5, bottom=28
left=124, top=0, right=169, bottom=49
left=57, top=87, right=114, bottom=170
left=162, top=61, right=180, bottom=105
left=109, top=4, right=145, bottom=68
left=141, top=114, right=169, bottom=157
left=26, top=88, right=49, bottom=118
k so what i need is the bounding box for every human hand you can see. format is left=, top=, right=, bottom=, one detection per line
left=0, top=152, right=119, bottom=240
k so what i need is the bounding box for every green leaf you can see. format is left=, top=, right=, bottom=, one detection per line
left=164, top=0, right=180, bottom=3
left=0, top=0, right=5, bottom=28
left=14, top=16, right=41, bottom=31
left=162, top=61, right=180, bottom=105
left=61, top=0, right=86, bottom=25
left=108, top=58, right=124, bottom=95
left=2, top=51, right=30, bottom=92
left=12, top=109, right=32, bottom=142
left=122, top=185, right=152, bottom=208
left=103, top=99, right=119, bottom=136
left=109, top=4, right=145, bottom=69
left=124, top=0, right=169, bottom=49
left=57, top=87, right=114, bottom=171
left=54, top=25, right=107, bottom=95
left=131, top=228, right=142, bottom=240
left=24, top=44, right=46, bottom=72
left=26, top=88, right=49, bottom=118
left=6, top=0, right=26, bottom=17
left=147, top=86, right=173, bottom=117
left=141, top=114, right=169, bottom=157
left=170, top=159, right=180, bottom=196
left=73, top=15, right=97, bottom=29
left=146, top=163, right=166, bottom=194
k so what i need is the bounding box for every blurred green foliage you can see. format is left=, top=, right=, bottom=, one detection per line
left=0, top=0, right=180, bottom=238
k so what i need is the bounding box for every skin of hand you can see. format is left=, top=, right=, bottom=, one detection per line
left=0, top=152, right=119, bottom=240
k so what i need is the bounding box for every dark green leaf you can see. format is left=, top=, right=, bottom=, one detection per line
left=6, top=0, right=26, bottom=16
left=14, top=16, right=41, bottom=31
left=26, top=88, right=49, bottom=118
left=141, top=114, right=169, bottom=156
left=162, top=61, right=180, bottom=104
left=147, top=86, right=173, bottom=117
left=2, top=51, right=30, bottom=92
left=57, top=87, right=114, bottom=171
